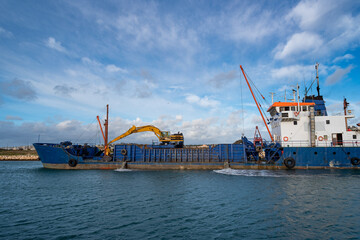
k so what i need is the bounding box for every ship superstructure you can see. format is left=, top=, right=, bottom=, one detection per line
left=267, top=64, right=360, bottom=148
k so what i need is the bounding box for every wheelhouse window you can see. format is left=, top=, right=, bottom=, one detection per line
left=281, top=113, right=289, bottom=118
left=291, top=106, right=296, bottom=111
left=269, top=108, right=278, bottom=117
left=353, top=135, right=357, bottom=139
left=284, top=107, right=290, bottom=111
left=302, top=106, right=307, bottom=111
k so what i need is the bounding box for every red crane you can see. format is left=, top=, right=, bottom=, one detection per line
left=97, top=104, right=109, bottom=155
left=240, top=65, right=274, bottom=142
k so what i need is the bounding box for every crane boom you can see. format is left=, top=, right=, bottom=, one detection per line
left=240, top=65, right=274, bottom=142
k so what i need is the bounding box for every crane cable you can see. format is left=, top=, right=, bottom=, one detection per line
left=73, top=117, right=97, bottom=144
left=244, top=71, right=271, bottom=106
left=243, top=70, right=271, bottom=122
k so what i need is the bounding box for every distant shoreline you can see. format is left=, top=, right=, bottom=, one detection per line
left=0, top=149, right=39, bottom=161
left=0, top=156, right=39, bottom=161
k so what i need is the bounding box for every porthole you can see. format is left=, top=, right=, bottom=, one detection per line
left=314, top=152, right=318, bottom=155
left=347, top=152, right=350, bottom=155
left=293, top=152, right=296, bottom=155
left=333, top=152, right=336, bottom=155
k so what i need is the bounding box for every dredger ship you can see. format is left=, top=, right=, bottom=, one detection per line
left=34, top=64, right=360, bottom=170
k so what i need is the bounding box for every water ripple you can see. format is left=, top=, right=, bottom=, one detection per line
left=0, top=162, right=360, bottom=239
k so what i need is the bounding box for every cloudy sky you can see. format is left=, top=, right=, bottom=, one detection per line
left=1, top=0, right=360, bottom=146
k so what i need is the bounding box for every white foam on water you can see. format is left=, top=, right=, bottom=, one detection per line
left=213, top=168, right=287, bottom=177
left=114, top=168, right=134, bottom=172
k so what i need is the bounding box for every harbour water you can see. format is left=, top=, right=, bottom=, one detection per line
left=1, top=161, right=360, bottom=239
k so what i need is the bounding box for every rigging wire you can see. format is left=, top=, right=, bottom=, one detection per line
left=73, top=117, right=96, bottom=144
left=244, top=71, right=271, bottom=106
left=245, top=71, right=270, bottom=120
left=242, top=68, right=271, bottom=122
left=244, top=71, right=269, bottom=107
left=87, top=121, right=102, bottom=145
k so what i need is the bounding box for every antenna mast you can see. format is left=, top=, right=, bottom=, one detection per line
left=270, top=92, right=275, bottom=104
left=316, top=62, right=320, bottom=96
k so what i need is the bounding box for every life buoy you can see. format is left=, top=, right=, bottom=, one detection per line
left=68, top=159, right=77, bottom=167
left=351, top=157, right=360, bottom=165
left=318, top=136, right=324, bottom=141
left=294, top=112, right=299, bottom=117
left=283, top=136, right=289, bottom=142
left=121, top=149, right=127, bottom=156
left=283, top=157, right=296, bottom=169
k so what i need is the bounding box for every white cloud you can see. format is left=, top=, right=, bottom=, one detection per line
left=274, top=32, right=323, bottom=59
left=226, top=110, right=242, bottom=127
left=280, top=0, right=360, bottom=61
left=106, top=64, right=127, bottom=73
left=112, top=9, right=200, bottom=56
left=56, top=120, right=81, bottom=131
left=333, top=54, right=355, bottom=63
left=45, top=37, right=67, bottom=53
left=325, top=65, right=353, bottom=85
left=81, top=57, right=101, bottom=66
left=0, top=27, right=13, bottom=38
left=185, top=94, right=220, bottom=108
left=250, top=114, right=263, bottom=125
left=81, top=57, right=127, bottom=75
left=286, top=0, right=338, bottom=30
left=204, top=3, right=279, bottom=43
left=271, top=64, right=314, bottom=80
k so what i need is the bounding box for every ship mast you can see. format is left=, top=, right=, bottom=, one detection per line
left=316, top=63, right=320, bottom=96
left=105, top=104, right=109, bottom=153
left=97, top=104, right=110, bottom=155
left=344, top=98, right=349, bottom=130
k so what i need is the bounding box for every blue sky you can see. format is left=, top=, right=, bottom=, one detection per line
left=1, top=0, right=360, bottom=146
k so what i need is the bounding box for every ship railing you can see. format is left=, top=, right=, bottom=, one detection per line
left=280, top=140, right=360, bottom=147
left=315, top=140, right=360, bottom=147
left=280, top=140, right=311, bottom=147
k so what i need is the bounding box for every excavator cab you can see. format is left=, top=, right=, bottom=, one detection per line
left=160, top=131, right=171, bottom=138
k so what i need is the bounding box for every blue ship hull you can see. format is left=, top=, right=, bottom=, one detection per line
left=34, top=142, right=360, bottom=170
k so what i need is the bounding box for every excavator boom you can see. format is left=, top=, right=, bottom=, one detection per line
left=108, top=125, right=184, bottom=147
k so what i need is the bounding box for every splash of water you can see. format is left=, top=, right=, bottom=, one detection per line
left=114, top=168, right=134, bottom=172
left=214, top=168, right=289, bottom=177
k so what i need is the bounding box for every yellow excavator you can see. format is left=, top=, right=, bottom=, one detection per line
left=108, top=125, right=184, bottom=148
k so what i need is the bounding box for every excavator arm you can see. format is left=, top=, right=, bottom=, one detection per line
left=108, top=125, right=137, bottom=145
left=108, top=125, right=183, bottom=146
